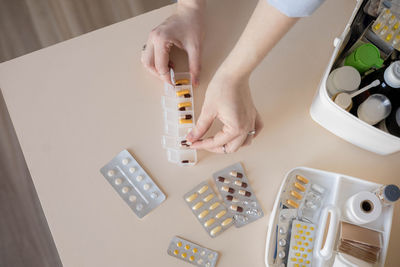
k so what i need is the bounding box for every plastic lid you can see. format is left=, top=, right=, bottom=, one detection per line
left=355, top=44, right=384, bottom=68
left=332, top=66, right=361, bottom=92
left=383, top=184, right=400, bottom=202
left=384, top=61, right=400, bottom=88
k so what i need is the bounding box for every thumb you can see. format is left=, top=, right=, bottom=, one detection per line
left=187, top=45, right=201, bottom=87
left=187, top=108, right=214, bottom=142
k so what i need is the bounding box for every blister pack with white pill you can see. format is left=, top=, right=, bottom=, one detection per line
left=161, top=69, right=197, bottom=166
left=100, top=149, right=166, bottom=218
left=184, top=181, right=234, bottom=238
left=213, top=162, right=264, bottom=227
left=167, top=236, right=219, bottom=267
left=274, top=209, right=297, bottom=266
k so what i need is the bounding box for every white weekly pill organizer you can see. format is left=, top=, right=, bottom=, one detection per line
left=265, top=167, right=394, bottom=267
left=100, top=149, right=166, bottom=218
left=161, top=69, right=197, bottom=166
left=167, top=236, right=219, bottom=267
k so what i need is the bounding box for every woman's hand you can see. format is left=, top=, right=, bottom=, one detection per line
left=141, top=1, right=205, bottom=86
left=187, top=69, right=263, bottom=153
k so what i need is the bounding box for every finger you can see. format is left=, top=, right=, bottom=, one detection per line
left=141, top=42, right=159, bottom=77
left=186, top=109, right=215, bottom=142
left=154, top=41, right=173, bottom=84
left=224, top=134, right=248, bottom=153
left=254, top=113, right=263, bottom=138
left=187, top=44, right=201, bottom=87
left=242, top=135, right=253, bottom=146
left=190, top=128, right=237, bottom=149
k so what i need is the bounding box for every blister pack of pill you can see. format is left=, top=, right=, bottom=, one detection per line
left=372, top=8, right=400, bottom=50
left=274, top=209, right=297, bottom=266
left=280, top=175, right=311, bottom=210
left=167, top=236, right=219, bottom=267
left=213, top=162, right=264, bottom=227
left=184, top=181, right=234, bottom=238
left=286, top=220, right=316, bottom=267
left=99, top=149, right=166, bottom=218
left=161, top=69, right=197, bottom=166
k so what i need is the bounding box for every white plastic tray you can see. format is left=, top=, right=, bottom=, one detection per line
left=265, top=167, right=394, bottom=267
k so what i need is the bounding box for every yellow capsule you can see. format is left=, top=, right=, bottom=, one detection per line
left=176, top=89, right=190, bottom=96
left=209, top=202, right=220, bottom=210
left=192, top=201, right=204, bottom=210
left=175, top=79, right=190, bottom=85
left=306, top=260, right=310, bottom=264
left=287, top=199, right=299, bottom=208
left=294, top=264, right=299, bottom=267
left=203, top=194, right=214, bottom=202
left=173, top=249, right=179, bottom=255
left=290, top=190, right=303, bottom=200
left=296, top=175, right=309, bottom=184
left=394, top=22, right=399, bottom=30
left=215, top=210, right=227, bottom=219
left=310, top=227, right=314, bottom=231
left=374, top=22, right=382, bottom=31
left=178, top=102, right=192, bottom=108
left=294, top=182, right=306, bottom=192
left=303, top=254, right=307, bottom=258
left=309, top=238, right=313, bottom=242
left=386, top=33, right=393, bottom=41
left=210, top=226, right=222, bottom=236
left=299, top=230, right=303, bottom=234
left=186, top=193, right=198, bottom=202
left=181, top=252, right=187, bottom=258
left=291, top=258, right=297, bottom=262
left=179, top=119, right=193, bottom=124
left=302, top=236, right=306, bottom=240
left=299, top=258, right=303, bottom=263
left=198, top=185, right=208, bottom=194
left=296, top=224, right=301, bottom=228
left=306, top=232, right=310, bottom=235
left=297, top=241, right=302, bottom=245
left=221, top=217, right=232, bottom=226
left=204, top=218, right=216, bottom=227
left=303, top=225, right=307, bottom=229
left=192, top=248, right=198, bottom=253
left=294, top=235, right=300, bottom=239
left=198, top=210, right=209, bottom=219
left=189, top=256, right=195, bottom=262
left=185, top=245, right=190, bottom=250
left=304, top=242, right=309, bottom=246
left=300, top=247, right=305, bottom=252
left=295, top=252, right=301, bottom=257
left=293, top=246, right=298, bottom=250
left=307, top=249, right=312, bottom=253
left=177, top=242, right=182, bottom=247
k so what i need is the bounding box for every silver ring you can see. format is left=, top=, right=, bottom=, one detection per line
left=222, top=144, right=227, bottom=154
left=142, top=44, right=147, bottom=51
left=248, top=130, right=256, bottom=136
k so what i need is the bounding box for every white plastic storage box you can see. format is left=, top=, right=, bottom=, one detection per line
left=310, top=0, right=400, bottom=155
left=264, top=167, right=394, bottom=267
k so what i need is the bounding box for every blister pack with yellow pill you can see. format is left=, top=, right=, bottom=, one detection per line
left=372, top=8, right=400, bottom=50
left=184, top=181, right=234, bottom=238
left=286, top=220, right=316, bottom=267
left=161, top=69, right=197, bottom=166
left=280, top=174, right=311, bottom=210
left=167, top=236, right=219, bottom=267
left=213, top=162, right=264, bottom=227
left=99, top=149, right=166, bottom=218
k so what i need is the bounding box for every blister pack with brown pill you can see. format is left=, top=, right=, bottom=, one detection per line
left=213, top=162, right=264, bottom=227
left=167, top=236, right=219, bottom=267
left=100, top=150, right=166, bottom=218
left=184, top=181, right=234, bottom=237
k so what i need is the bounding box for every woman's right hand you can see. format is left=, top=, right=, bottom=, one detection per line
left=141, top=0, right=205, bottom=86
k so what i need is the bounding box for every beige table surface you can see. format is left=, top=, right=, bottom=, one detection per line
left=1, top=0, right=399, bottom=266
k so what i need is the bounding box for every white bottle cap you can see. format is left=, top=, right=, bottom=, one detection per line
left=384, top=61, right=400, bottom=88
left=327, top=66, right=361, bottom=96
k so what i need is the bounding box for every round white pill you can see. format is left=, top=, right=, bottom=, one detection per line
left=114, top=178, right=123, bottom=185
left=136, top=175, right=143, bottom=182
left=107, top=170, right=115, bottom=177
left=205, top=262, right=211, bottom=267
left=129, top=167, right=136, bottom=173
left=121, top=187, right=130, bottom=194
left=200, top=251, right=206, bottom=256
left=143, top=183, right=150, bottom=190
left=208, top=254, right=214, bottom=259
left=197, top=259, right=203, bottom=264
left=122, top=158, right=129, bottom=165
left=150, top=192, right=158, bottom=199
left=136, top=203, right=143, bottom=211
left=129, top=195, right=137, bottom=202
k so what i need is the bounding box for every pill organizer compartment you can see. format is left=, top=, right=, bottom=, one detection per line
left=164, top=110, right=195, bottom=124
left=166, top=148, right=197, bottom=166
left=265, top=167, right=394, bottom=267
left=162, top=135, right=191, bottom=150
left=161, top=95, right=194, bottom=111
left=310, top=0, right=400, bottom=155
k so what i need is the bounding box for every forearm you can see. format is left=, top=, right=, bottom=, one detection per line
left=220, top=0, right=298, bottom=79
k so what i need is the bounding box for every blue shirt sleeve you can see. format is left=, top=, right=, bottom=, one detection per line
left=268, top=0, right=326, bottom=17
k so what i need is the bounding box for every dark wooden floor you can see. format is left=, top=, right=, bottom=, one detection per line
left=0, top=1, right=171, bottom=266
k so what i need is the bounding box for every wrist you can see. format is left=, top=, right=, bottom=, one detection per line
left=178, top=0, right=206, bottom=12
left=217, top=59, right=252, bottom=84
